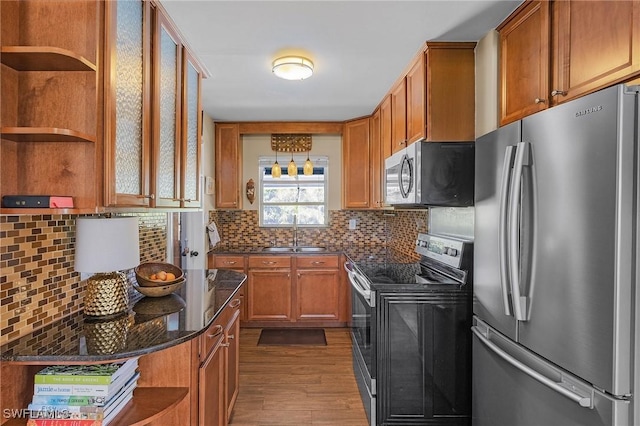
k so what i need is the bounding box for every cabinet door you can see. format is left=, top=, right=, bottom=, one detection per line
left=181, top=49, right=202, bottom=208
left=199, top=336, right=226, bottom=426
left=369, top=108, right=383, bottom=209
left=153, top=9, right=182, bottom=208
left=215, top=123, right=242, bottom=209
left=380, top=95, right=392, bottom=161
left=498, top=1, right=550, bottom=126
left=296, top=269, right=340, bottom=321
left=406, top=53, right=426, bottom=144
left=247, top=270, right=292, bottom=321
left=342, top=117, right=371, bottom=209
left=104, top=0, right=152, bottom=207
left=377, top=294, right=471, bottom=425
left=225, top=309, right=241, bottom=421
left=552, top=0, right=640, bottom=105
left=390, top=78, right=407, bottom=154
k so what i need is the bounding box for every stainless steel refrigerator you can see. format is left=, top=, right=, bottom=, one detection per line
left=473, top=84, right=639, bottom=426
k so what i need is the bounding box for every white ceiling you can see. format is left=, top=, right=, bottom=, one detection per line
left=160, top=0, right=523, bottom=122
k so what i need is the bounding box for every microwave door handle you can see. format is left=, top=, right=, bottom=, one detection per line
left=399, top=154, right=413, bottom=199
left=508, top=142, right=529, bottom=321
left=499, top=145, right=516, bottom=316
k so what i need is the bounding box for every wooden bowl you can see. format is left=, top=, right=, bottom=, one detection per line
left=133, top=279, right=185, bottom=297
left=135, top=262, right=184, bottom=287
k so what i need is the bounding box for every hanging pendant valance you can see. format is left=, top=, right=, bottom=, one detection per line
left=270, top=134, right=312, bottom=152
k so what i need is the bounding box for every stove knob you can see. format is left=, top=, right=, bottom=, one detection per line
left=448, top=248, right=458, bottom=257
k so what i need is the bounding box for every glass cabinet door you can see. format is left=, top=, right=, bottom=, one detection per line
left=153, top=10, right=181, bottom=207
left=182, top=50, right=202, bottom=208
left=104, top=0, right=152, bottom=207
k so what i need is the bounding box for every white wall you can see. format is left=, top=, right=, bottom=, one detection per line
left=241, top=134, right=343, bottom=211
left=202, top=114, right=216, bottom=213
left=475, top=29, right=500, bottom=138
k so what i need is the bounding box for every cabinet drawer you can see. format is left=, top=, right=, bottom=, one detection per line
left=296, top=255, right=339, bottom=269
left=213, top=255, right=245, bottom=269
left=248, top=256, right=291, bottom=269
left=201, top=319, right=225, bottom=362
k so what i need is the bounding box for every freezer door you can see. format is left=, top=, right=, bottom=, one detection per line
left=518, top=85, right=637, bottom=395
left=474, top=121, right=521, bottom=340
left=472, top=318, right=631, bottom=426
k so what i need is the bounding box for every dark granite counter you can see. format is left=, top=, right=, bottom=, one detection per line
left=0, top=269, right=246, bottom=363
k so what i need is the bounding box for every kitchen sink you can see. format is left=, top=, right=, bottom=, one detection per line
left=261, top=246, right=327, bottom=253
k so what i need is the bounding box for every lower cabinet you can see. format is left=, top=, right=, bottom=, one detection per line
left=198, top=297, right=242, bottom=426
left=246, top=254, right=345, bottom=326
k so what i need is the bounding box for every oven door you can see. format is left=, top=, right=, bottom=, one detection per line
left=345, top=262, right=376, bottom=425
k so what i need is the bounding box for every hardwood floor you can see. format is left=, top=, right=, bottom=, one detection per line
left=229, top=328, right=368, bottom=426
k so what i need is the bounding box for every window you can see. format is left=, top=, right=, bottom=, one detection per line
left=259, top=156, right=328, bottom=226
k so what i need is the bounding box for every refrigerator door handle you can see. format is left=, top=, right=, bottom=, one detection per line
left=499, top=145, right=516, bottom=316
left=508, top=141, right=529, bottom=321
left=472, top=325, right=594, bottom=408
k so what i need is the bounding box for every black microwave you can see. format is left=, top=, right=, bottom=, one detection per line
left=384, top=141, right=474, bottom=207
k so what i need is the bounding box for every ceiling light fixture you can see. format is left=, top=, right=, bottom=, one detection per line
left=303, top=149, right=313, bottom=176
left=272, top=141, right=282, bottom=178
left=272, top=56, right=314, bottom=80
left=288, top=151, right=298, bottom=177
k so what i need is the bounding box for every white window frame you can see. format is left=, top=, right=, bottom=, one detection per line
left=258, top=155, right=329, bottom=227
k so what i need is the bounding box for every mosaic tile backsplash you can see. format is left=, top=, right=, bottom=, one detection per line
left=0, top=213, right=167, bottom=346
left=1, top=208, right=427, bottom=345
left=209, top=209, right=428, bottom=259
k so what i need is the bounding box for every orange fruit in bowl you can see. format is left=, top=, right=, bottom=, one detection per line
left=165, top=272, right=176, bottom=281
left=157, top=271, right=167, bottom=281
left=150, top=273, right=157, bottom=280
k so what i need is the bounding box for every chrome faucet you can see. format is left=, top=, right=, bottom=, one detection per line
left=292, top=214, right=298, bottom=247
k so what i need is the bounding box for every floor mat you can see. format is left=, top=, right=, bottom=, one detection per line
left=257, top=328, right=327, bottom=346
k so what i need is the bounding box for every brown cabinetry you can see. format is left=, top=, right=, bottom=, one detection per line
left=390, top=79, right=407, bottom=154
left=208, top=254, right=247, bottom=322
left=406, top=53, right=426, bottom=145
left=342, top=117, right=372, bottom=209
left=0, top=0, right=101, bottom=214
left=199, top=322, right=226, bottom=426
left=498, top=0, right=640, bottom=126
left=215, top=123, right=242, bottom=209
left=295, top=255, right=341, bottom=322
left=246, top=254, right=345, bottom=327
left=104, top=1, right=204, bottom=208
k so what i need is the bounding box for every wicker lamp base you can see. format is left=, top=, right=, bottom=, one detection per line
left=84, top=272, right=129, bottom=316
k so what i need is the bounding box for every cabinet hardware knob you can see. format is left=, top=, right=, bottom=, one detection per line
left=551, top=90, right=567, bottom=97
left=136, top=194, right=155, bottom=200
left=297, top=273, right=301, bottom=278
left=220, top=342, right=230, bottom=348
left=228, top=334, right=235, bottom=340
left=230, top=299, right=241, bottom=308
left=534, top=98, right=546, bottom=104
left=207, top=325, right=223, bottom=338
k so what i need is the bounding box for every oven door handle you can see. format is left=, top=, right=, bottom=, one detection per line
left=344, top=262, right=373, bottom=304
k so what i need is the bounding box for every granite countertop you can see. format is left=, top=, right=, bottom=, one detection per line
left=208, top=244, right=411, bottom=261
left=0, top=269, right=246, bottom=363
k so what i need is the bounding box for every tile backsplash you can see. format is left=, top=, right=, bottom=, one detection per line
left=1, top=208, right=427, bottom=345
left=0, top=213, right=167, bottom=346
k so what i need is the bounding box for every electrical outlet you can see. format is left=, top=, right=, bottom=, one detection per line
left=349, top=219, right=357, bottom=230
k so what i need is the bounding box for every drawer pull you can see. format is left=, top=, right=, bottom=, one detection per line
left=223, top=261, right=237, bottom=265
left=228, top=334, right=235, bottom=340
left=551, top=90, right=567, bottom=97
left=207, top=325, right=223, bottom=338
left=262, top=261, right=277, bottom=265
left=311, top=261, right=326, bottom=265
left=230, top=299, right=241, bottom=308
left=221, top=342, right=230, bottom=348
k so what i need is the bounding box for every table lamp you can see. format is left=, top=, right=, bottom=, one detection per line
left=75, top=216, right=140, bottom=316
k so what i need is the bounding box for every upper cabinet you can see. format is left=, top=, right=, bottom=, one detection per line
left=387, top=42, right=476, bottom=155
left=215, top=123, right=242, bottom=209
left=0, top=0, right=101, bottom=214
left=103, top=0, right=204, bottom=209
left=498, top=0, right=640, bottom=126
left=342, top=117, right=372, bottom=209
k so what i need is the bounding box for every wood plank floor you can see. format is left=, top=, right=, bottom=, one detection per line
left=229, top=328, right=369, bottom=426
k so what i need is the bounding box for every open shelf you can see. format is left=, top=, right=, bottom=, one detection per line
left=3, top=387, right=188, bottom=426
left=1, top=127, right=96, bottom=143
left=1, top=46, right=97, bottom=72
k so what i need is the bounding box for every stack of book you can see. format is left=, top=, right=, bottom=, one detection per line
left=26, top=357, right=140, bottom=426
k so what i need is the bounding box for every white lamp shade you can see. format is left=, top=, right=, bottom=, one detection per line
left=75, top=217, right=140, bottom=273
